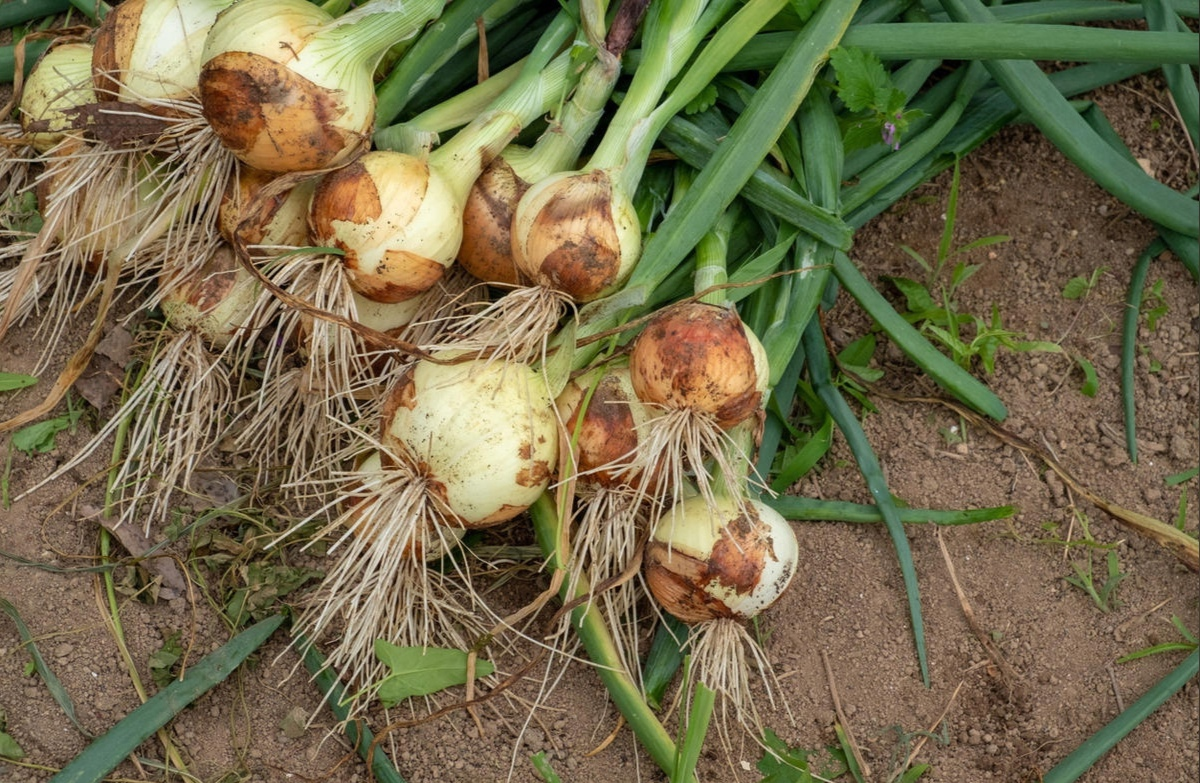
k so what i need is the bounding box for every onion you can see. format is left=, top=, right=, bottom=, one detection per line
left=198, top=0, right=441, bottom=172
left=511, top=167, right=642, bottom=302
left=218, top=166, right=315, bottom=248
left=19, top=42, right=97, bottom=153
left=629, top=301, right=769, bottom=430
left=555, top=364, right=655, bottom=490
left=92, top=0, right=235, bottom=106
left=380, top=353, right=559, bottom=528
left=308, top=150, right=460, bottom=303
left=158, top=242, right=259, bottom=350
left=644, top=493, right=798, bottom=624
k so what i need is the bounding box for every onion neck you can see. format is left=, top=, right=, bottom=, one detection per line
left=309, top=0, right=445, bottom=72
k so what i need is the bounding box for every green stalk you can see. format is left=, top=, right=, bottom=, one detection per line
left=672, top=682, right=715, bottom=783
left=0, top=0, right=70, bottom=27
left=49, top=616, right=284, bottom=783
left=801, top=320, right=930, bottom=687
left=1042, top=649, right=1199, bottom=783
left=374, top=0, right=530, bottom=125
left=529, top=493, right=687, bottom=781
left=600, top=0, right=861, bottom=321
left=765, top=496, right=1015, bottom=525
left=69, top=0, right=109, bottom=20
left=1144, top=0, right=1199, bottom=148
left=1121, top=239, right=1165, bottom=464
left=938, top=0, right=1198, bottom=237
left=926, top=0, right=1198, bottom=24
left=833, top=251, right=1008, bottom=420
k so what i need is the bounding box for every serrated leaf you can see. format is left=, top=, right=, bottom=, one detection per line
left=684, top=83, right=718, bottom=115
left=374, top=641, right=494, bottom=708
left=829, top=47, right=891, bottom=114
left=0, top=373, right=38, bottom=392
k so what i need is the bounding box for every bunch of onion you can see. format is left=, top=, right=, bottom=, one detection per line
left=308, top=12, right=582, bottom=315
left=19, top=242, right=262, bottom=533
left=643, top=488, right=798, bottom=746
left=287, top=351, right=560, bottom=714
left=197, top=0, right=443, bottom=174
left=553, top=362, right=663, bottom=675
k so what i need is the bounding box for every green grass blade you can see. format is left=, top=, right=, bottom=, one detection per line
left=642, top=614, right=690, bottom=710
left=1041, top=649, right=1198, bottom=783
left=832, top=252, right=1008, bottom=420
left=938, top=0, right=1199, bottom=237
left=0, top=599, right=93, bottom=739
left=1121, top=238, right=1166, bottom=464
left=672, top=683, right=716, bottom=783
left=49, top=614, right=285, bottom=783
left=801, top=322, right=930, bottom=686
left=300, top=639, right=408, bottom=783
left=765, top=496, right=1014, bottom=525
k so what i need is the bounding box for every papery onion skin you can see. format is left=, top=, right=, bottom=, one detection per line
left=341, top=451, right=465, bottom=561
left=308, top=151, right=460, bottom=303
left=555, top=365, right=654, bottom=489
left=20, top=42, right=97, bottom=153
left=511, top=168, right=641, bottom=302
left=645, top=494, right=798, bottom=624
left=218, top=166, right=315, bottom=247
left=629, top=301, right=769, bottom=430
left=159, top=243, right=259, bottom=349
left=458, top=154, right=529, bottom=286
left=380, top=354, right=559, bottom=528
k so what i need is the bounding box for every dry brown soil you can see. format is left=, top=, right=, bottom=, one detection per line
left=1, top=75, right=1198, bottom=783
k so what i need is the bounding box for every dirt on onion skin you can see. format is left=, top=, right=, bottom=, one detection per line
left=2, top=75, right=1197, bottom=783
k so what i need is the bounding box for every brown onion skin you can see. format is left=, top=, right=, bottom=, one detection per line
left=199, top=51, right=366, bottom=173
left=644, top=506, right=778, bottom=624
left=458, top=156, right=529, bottom=287
left=90, top=0, right=143, bottom=101
left=629, top=302, right=765, bottom=430
left=218, top=166, right=313, bottom=247
left=159, top=243, right=255, bottom=348
left=556, top=367, right=645, bottom=489
left=308, top=156, right=447, bottom=303
left=512, top=169, right=637, bottom=302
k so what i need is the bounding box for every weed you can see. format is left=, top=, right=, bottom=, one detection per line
left=1117, top=615, right=1198, bottom=663
left=149, top=630, right=185, bottom=688
left=1064, top=548, right=1127, bottom=613
left=885, top=162, right=1059, bottom=373
left=1140, top=278, right=1169, bottom=332
left=1061, top=266, right=1108, bottom=300
left=755, top=728, right=848, bottom=782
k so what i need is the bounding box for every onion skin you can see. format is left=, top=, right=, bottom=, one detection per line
left=511, top=169, right=641, bottom=302
left=309, top=151, right=459, bottom=303
left=159, top=243, right=259, bottom=348
left=20, top=42, right=96, bottom=152
left=380, top=355, right=559, bottom=528
left=458, top=154, right=529, bottom=286
left=555, top=366, right=653, bottom=489
left=199, top=51, right=366, bottom=173
left=629, top=302, right=769, bottom=430
left=218, top=166, right=314, bottom=247
left=645, top=495, right=798, bottom=624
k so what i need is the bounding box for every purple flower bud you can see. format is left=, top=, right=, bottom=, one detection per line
left=882, top=121, right=898, bottom=150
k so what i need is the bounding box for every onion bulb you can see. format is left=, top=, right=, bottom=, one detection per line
left=92, top=0, right=235, bottom=106
left=555, top=365, right=656, bottom=490
left=645, top=493, right=798, bottom=624
left=19, top=42, right=97, bottom=152
left=158, top=242, right=259, bottom=350
left=380, top=353, right=559, bottom=528
left=218, top=166, right=315, bottom=248
left=629, top=301, right=769, bottom=430
left=308, top=150, right=459, bottom=303
left=198, top=0, right=441, bottom=172
left=511, top=168, right=642, bottom=303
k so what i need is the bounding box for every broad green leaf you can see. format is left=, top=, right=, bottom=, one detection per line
left=885, top=276, right=935, bottom=314
left=374, top=641, right=494, bottom=708
left=0, top=730, right=24, bottom=760
left=837, top=333, right=876, bottom=368
left=829, top=47, right=891, bottom=114
left=756, top=728, right=816, bottom=783
left=0, top=373, right=37, bottom=392
left=10, top=408, right=83, bottom=456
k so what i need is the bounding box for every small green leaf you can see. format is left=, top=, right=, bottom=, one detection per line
left=0, top=730, right=24, bottom=760
left=837, top=334, right=876, bottom=368
left=1062, top=276, right=1090, bottom=300
left=374, top=641, right=494, bottom=708
left=684, top=83, right=718, bottom=115
left=1075, top=355, right=1099, bottom=397
left=1164, top=467, right=1198, bottom=486
left=10, top=407, right=83, bottom=456
left=0, top=374, right=37, bottom=393
left=829, top=47, right=892, bottom=114
left=756, top=728, right=817, bottom=783
left=885, top=276, right=935, bottom=314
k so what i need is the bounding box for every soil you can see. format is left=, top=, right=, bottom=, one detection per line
left=2, top=72, right=1198, bottom=783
